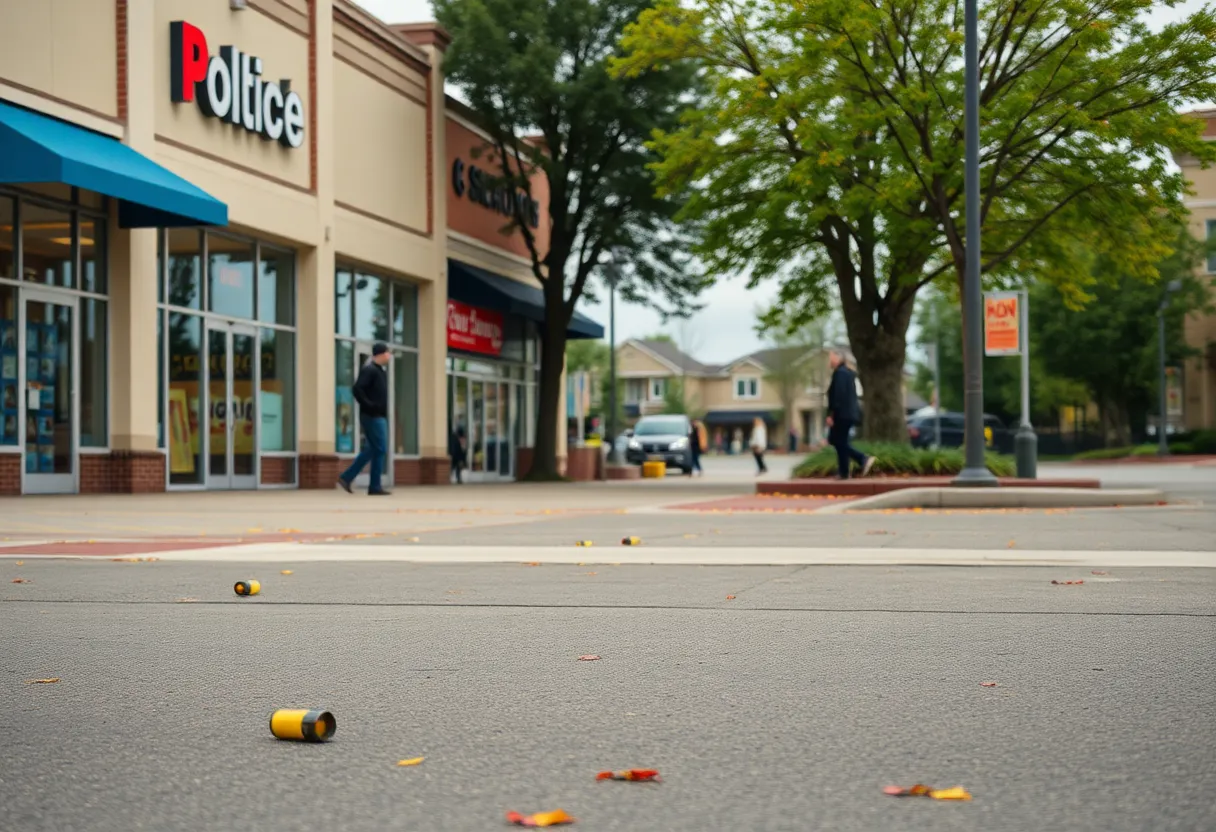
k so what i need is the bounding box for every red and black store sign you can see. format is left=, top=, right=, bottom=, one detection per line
left=446, top=300, right=504, bottom=357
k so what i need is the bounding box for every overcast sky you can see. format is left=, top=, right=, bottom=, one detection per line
left=354, top=0, right=1210, bottom=363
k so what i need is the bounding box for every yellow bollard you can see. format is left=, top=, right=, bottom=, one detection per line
left=269, top=709, right=336, bottom=742
left=234, top=580, right=261, bottom=596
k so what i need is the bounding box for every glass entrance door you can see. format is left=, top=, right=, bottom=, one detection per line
left=448, top=375, right=517, bottom=482
left=349, top=345, right=392, bottom=489
left=206, top=322, right=258, bottom=490
left=20, top=291, right=75, bottom=494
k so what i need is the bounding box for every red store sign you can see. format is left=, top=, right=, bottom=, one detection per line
left=447, top=300, right=504, bottom=356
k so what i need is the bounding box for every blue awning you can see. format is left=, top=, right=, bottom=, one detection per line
left=0, top=100, right=227, bottom=228
left=704, top=409, right=777, bottom=427
left=448, top=258, right=604, bottom=340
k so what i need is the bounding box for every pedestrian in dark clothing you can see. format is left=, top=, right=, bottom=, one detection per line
left=826, top=351, right=875, bottom=480
left=337, top=343, right=392, bottom=495
left=687, top=419, right=705, bottom=476
left=450, top=423, right=468, bottom=484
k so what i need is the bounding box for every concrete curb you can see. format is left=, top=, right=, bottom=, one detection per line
left=816, top=487, right=1167, bottom=513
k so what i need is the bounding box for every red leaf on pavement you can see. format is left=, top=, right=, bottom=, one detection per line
left=884, top=784, right=932, bottom=797
left=596, top=769, right=661, bottom=782
left=506, top=809, right=575, bottom=827
left=577, top=655, right=601, bottom=661
left=725, top=595, right=736, bottom=600
left=980, top=681, right=998, bottom=687
left=1091, top=571, right=1109, bottom=576
left=1051, top=580, right=1084, bottom=585
left=11, top=578, right=30, bottom=583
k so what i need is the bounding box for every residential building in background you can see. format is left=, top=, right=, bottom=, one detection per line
left=1174, top=110, right=1216, bottom=431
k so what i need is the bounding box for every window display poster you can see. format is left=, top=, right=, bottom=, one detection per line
left=336, top=387, right=354, bottom=453
left=0, top=320, right=15, bottom=351
left=260, top=389, right=283, bottom=452
left=38, top=444, right=54, bottom=473
left=1, top=354, right=15, bottom=380
left=25, top=442, right=37, bottom=473
left=1, top=412, right=15, bottom=446
left=1, top=382, right=15, bottom=410
left=168, top=388, right=195, bottom=475
left=25, top=324, right=39, bottom=355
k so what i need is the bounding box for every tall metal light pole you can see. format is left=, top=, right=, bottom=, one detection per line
left=605, top=261, right=621, bottom=465
left=953, top=0, right=998, bottom=486
left=1157, top=279, right=1182, bottom=457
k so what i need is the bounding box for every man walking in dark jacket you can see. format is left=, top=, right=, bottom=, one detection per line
left=337, top=342, right=392, bottom=495
left=826, top=351, right=875, bottom=480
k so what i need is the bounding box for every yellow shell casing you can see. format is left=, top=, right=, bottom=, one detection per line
left=269, top=709, right=335, bottom=742
left=234, top=580, right=261, bottom=596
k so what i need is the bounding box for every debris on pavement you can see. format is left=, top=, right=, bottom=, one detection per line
left=865, top=530, right=893, bottom=535
left=725, top=595, right=736, bottom=600
left=396, top=757, right=424, bottom=767
left=110, top=557, right=160, bottom=562
left=234, top=579, right=261, bottom=596
left=577, top=655, right=601, bottom=661
left=280, top=570, right=294, bottom=575
left=1051, top=580, right=1084, bottom=585
left=621, top=537, right=641, bottom=546
left=11, top=577, right=30, bottom=583
left=884, top=784, right=972, bottom=800
left=1091, top=571, right=1109, bottom=575
left=505, top=809, right=575, bottom=827
left=269, top=709, right=335, bottom=742
left=523, top=562, right=541, bottom=567
left=596, top=769, right=661, bottom=782
left=24, top=677, right=60, bottom=684
left=176, top=597, right=199, bottom=603
left=15, top=560, right=23, bottom=565
left=980, top=681, right=998, bottom=687
left=575, top=540, right=593, bottom=547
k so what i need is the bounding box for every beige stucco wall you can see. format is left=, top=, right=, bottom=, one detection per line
left=1180, top=150, right=1216, bottom=430
left=153, top=0, right=312, bottom=192
left=617, top=343, right=673, bottom=377
left=0, top=0, right=118, bottom=119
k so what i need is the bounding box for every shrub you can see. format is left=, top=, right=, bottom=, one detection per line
left=1073, top=446, right=1136, bottom=461
left=1170, top=441, right=1195, bottom=455
left=1173, top=430, right=1216, bottom=454
left=794, top=442, right=1015, bottom=478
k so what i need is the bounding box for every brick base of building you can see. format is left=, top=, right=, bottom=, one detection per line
left=299, top=454, right=340, bottom=489
left=393, top=457, right=451, bottom=485
left=0, top=454, right=19, bottom=495
left=260, top=456, right=296, bottom=486
left=78, top=451, right=166, bottom=494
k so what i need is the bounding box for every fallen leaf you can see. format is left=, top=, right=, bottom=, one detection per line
left=280, top=570, right=294, bottom=575
left=175, top=597, right=199, bottom=603
left=396, top=757, right=425, bottom=767
left=1051, top=580, right=1084, bottom=585
left=980, top=681, right=998, bottom=687
left=523, top=562, right=541, bottom=567
left=1091, top=570, right=1109, bottom=576
left=15, top=560, right=23, bottom=565
left=929, top=786, right=972, bottom=801
left=725, top=595, right=736, bottom=600
left=596, top=769, right=660, bottom=782
left=884, top=784, right=932, bottom=797
left=884, top=784, right=971, bottom=800
left=24, top=678, right=60, bottom=684
left=506, top=808, right=575, bottom=827
left=11, top=578, right=30, bottom=583
left=577, top=655, right=601, bottom=661
left=683, top=534, right=698, bottom=539
left=584, top=571, right=597, bottom=576
left=1007, top=540, right=1016, bottom=548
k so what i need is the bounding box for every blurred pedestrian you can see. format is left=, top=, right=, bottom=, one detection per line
left=688, top=419, right=707, bottom=476
left=449, top=422, right=467, bottom=484
left=749, top=417, right=768, bottom=475
left=337, top=343, right=392, bottom=495
left=826, top=350, right=875, bottom=480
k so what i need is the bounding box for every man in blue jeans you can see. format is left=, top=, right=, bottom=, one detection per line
left=826, top=350, right=876, bottom=480
left=337, top=342, right=392, bottom=496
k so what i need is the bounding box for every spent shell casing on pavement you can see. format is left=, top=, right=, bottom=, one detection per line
left=234, top=580, right=261, bottom=596
left=269, top=709, right=336, bottom=742
left=621, top=536, right=641, bottom=546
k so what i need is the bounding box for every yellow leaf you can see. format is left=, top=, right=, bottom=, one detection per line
left=529, top=809, right=575, bottom=827
left=396, top=757, right=425, bottom=767
left=929, top=786, right=972, bottom=800
left=25, top=677, right=60, bottom=684
left=280, top=570, right=294, bottom=575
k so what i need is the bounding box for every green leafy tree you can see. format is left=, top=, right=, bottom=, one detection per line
left=614, top=0, right=1216, bottom=442
left=756, top=310, right=832, bottom=440
left=565, top=340, right=628, bottom=427
left=434, top=0, right=709, bottom=480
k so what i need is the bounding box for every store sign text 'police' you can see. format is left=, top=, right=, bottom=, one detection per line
left=170, top=21, right=304, bottom=149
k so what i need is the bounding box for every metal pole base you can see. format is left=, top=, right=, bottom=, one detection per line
left=1014, top=424, right=1037, bottom=479
left=952, top=466, right=999, bottom=486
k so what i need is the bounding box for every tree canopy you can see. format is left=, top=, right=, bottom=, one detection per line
left=434, top=0, right=709, bottom=478
left=613, top=0, right=1216, bottom=442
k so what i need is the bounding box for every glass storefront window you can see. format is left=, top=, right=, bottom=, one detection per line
left=335, top=340, right=355, bottom=453
left=260, top=329, right=295, bottom=452
left=392, top=349, right=418, bottom=455
left=167, top=313, right=204, bottom=485
left=0, top=197, right=14, bottom=280
left=355, top=272, right=388, bottom=342
left=391, top=282, right=418, bottom=347
left=157, top=311, right=164, bottom=448
left=79, top=298, right=107, bottom=447
left=0, top=284, right=15, bottom=446
left=335, top=269, right=354, bottom=337
left=258, top=246, right=294, bottom=326
left=167, top=229, right=202, bottom=310
left=207, top=234, right=255, bottom=319
left=80, top=216, right=106, bottom=294
left=22, top=203, right=73, bottom=287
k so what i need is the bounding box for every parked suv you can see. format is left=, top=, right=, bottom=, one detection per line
left=907, top=411, right=1011, bottom=453
left=625, top=415, right=693, bottom=473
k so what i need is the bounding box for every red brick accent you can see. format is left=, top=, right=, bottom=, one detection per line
left=80, top=451, right=166, bottom=494
left=0, top=455, right=19, bottom=496
left=393, top=457, right=451, bottom=485
left=260, top=457, right=296, bottom=485
left=565, top=447, right=601, bottom=481
left=116, top=0, right=128, bottom=122
left=606, top=464, right=641, bottom=480
left=299, top=453, right=340, bottom=489
left=758, top=476, right=1102, bottom=497
left=308, top=0, right=317, bottom=193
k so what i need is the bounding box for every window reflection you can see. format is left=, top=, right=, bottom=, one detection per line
left=354, top=272, right=388, bottom=342
left=0, top=197, right=14, bottom=281
left=258, top=247, right=294, bottom=325
left=0, top=285, right=15, bottom=447
left=335, top=269, right=354, bottom=337
left=260, top=329, right=295, bottom=451
left=207, top=234, right=255, bottom=319
left=392, top=350, right=418, bottom=455
left=80, top=217, right=106, bottom=294
left=22, top=203, right=73, bottom=287
left=167, top=229, right=202, bottom=310
left=334, top=340, right=355, bottom=453
left=391, top=282, right=418, bottom=347
left=167, top=313, right=204, bottom=485
left=80, top=298, right=107, bottom=447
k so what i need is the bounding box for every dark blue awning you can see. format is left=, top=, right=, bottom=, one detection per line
left=448, top=258, right=604, bottom=340
left=0, top=100, right=227, bottom=228
left=704, top=409, right=777, bottom=426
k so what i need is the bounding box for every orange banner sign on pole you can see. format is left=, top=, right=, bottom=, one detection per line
left=984, top=291, right=1021, bottom=356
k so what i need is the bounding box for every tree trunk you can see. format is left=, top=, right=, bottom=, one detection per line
left=526, top=323, right=568, bottom=481
left=852, top=335, right=908, bottom=442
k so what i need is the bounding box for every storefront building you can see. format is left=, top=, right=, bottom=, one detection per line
left=0, top=0, right=597, bottom=495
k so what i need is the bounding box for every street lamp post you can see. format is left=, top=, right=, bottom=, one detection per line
left=1157, top=279, right=1182, bottom=457
left=605, top=261, right=621, bottom=465
left=953, top=0, right=998, bottom=486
